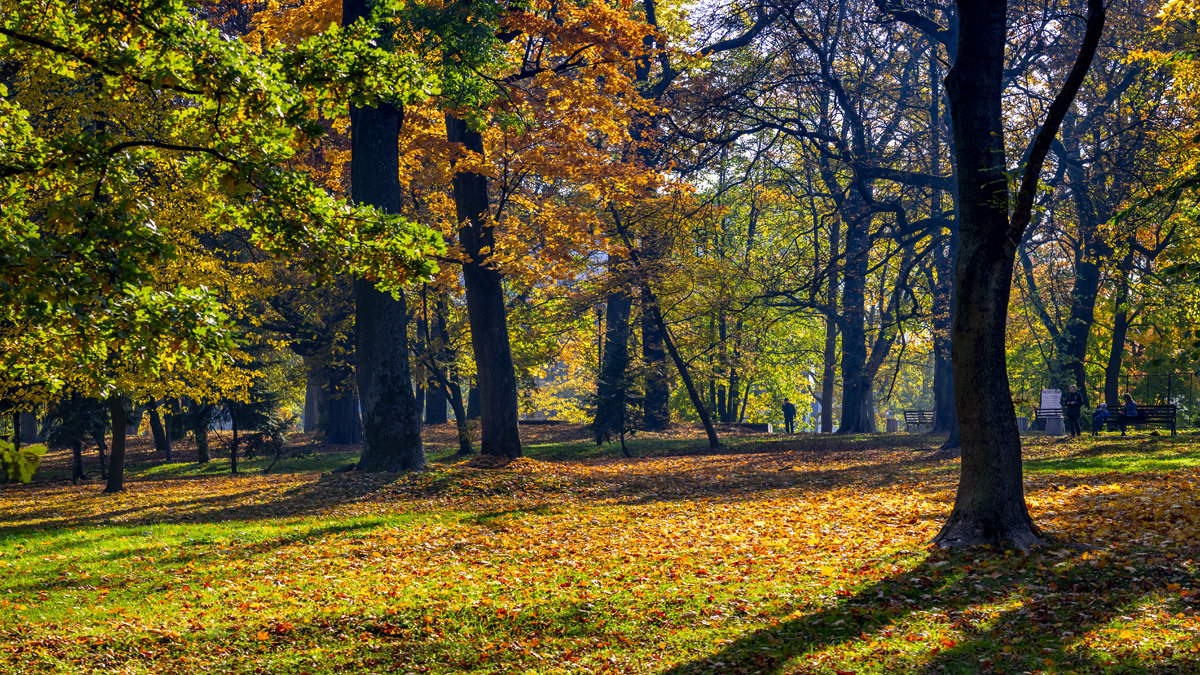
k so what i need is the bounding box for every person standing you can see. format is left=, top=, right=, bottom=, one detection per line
left=781, top=398, right=797, bottom=434
left=1061, top=385, right=1083, bottom=437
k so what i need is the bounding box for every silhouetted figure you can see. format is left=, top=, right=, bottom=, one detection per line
left=782, top=398, right=796, bottom=434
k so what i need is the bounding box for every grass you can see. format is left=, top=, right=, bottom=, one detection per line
left=1, top=426, right=1199, bottom=673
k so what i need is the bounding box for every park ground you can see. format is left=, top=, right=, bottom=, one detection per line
left=2, top=425, right=1200, bottom=673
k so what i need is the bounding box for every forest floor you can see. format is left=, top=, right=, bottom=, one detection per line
left=2, top=425, right=1200, bottom=673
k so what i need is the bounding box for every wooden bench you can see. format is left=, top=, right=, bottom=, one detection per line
left=902, top=410, right=934, bottom=432
left=1104, top=404, right=1177, bottom=436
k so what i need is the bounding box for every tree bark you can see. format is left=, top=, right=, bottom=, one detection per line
left=641, top=285, right=671, bottom=430
left=193, top=405, right=211, bottom=464
left=446, top=114, right=522, bottom=458
left=103, top=396, right=127, bottom=493
left=19, top=410, right=37, bottom=445
left=325, top=372, right=362, bottom=445
left=1104, top=255, right=1133, bottom=407
left=594, top=276, right=633, bottom=444
left=344, top=0, right=423, bottom=472
left=837, top=198, right=876, bottom=434
left=644, top=285, right=720, bottom=449
left=934, top=0, right=1104, bottom=550
left=148, top=401, right=171, bottom=459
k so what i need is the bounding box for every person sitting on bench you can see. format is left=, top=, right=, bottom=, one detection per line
left=1119, top=393, right=1138, bottom=436
left=1092, top=403, right=1110, bottom=434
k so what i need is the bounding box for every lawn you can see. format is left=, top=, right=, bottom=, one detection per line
left=2, top=426, right=1199, bottom=673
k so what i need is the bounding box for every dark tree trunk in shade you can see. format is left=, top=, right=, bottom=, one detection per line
left=354, top=278, right=424, bottom=470
left=303, top=372, right=327, bottom=433
left=640, top=286, right=671, bottom=430
left=432, top=294, right=471, bottom=454
left=72, top=438, right=84, bottom=483
left=194, top=405, right=211, bottom=464
left=466, top=385, right=481, bottom=419
left=820, top=215, right=840, bottom=433
left=148, top=402, right=171, bottom=460
left=343, top=0, right=423, bottom=472
left=446, top=114, right=522, bottom=458
left=594, top=280, right=632, bottom=444
left=19, top=410, right=36, bottom=444
left=837, top=200, right=876, bottom=434
left=103, top=396, right=127, bottom=493
left=425, top=386, right=448, bottom=424
left=934, top=0, right=1104, bottom=550
left=644, top=285, right=720, bottom=449
left=1104, top=255, right=1133, bottom=407
left=325, top=372, right=362, bottom=445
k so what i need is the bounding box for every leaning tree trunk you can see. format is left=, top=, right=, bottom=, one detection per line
left=644, top=284, right=720, bottom=450
left=934, top=0, right=1104, bottom=550
left=447, top=114, right=522, bottom=459
left=148, top=401, right=171, bottom=459
left=103, top=396, right=127, bottom=493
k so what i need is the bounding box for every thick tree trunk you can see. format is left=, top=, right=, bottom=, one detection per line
left=425, top=385, right=448, bottom=424
left=934, top=0, right=1103, bottom=550
left=355, top=279, right=424, bottom=470
left=325, top=372, right=362, bottom=445
left=466, top=385, right=481, bottom=419
left=344, top=0, right=423, bottom=471
left=148, top=402, right=171, bottom=459
left=1104, top=258, right=1132, bottom=407
left=447, top=114, right=522, bottom=458
left=303, top=370, right=327, bottom=433
left=837, top=202, right=875, bottom=434
left=19, top=410, right=37, bottom=444
left=594, top=278, right=632, bottom=444
left=104, top=396, right=127, bottom=493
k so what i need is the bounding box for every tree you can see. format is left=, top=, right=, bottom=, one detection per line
left=933, top=0, right=1104, bottom=549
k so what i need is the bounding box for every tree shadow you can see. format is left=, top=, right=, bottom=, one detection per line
left=661, top=489, right=1200, bottom=675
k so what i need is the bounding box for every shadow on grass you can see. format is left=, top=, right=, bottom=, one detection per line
left=661, top=544, right=1200, bottom=674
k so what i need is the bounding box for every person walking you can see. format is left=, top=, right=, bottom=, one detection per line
left=1120, top=393, right=1138, bottom=436
left=1061, top=385, right=1084, bottom=437
left=782, top=398, right=797, bottom=434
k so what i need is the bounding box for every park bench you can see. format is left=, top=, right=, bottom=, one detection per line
left=1101, top=404, right=1177, bottom=436
left=1033, top=407, right=1062, bottom=431
left=902, top=409, right=934, bottom=432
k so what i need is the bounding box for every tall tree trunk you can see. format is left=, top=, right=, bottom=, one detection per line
left=303, top=368, right=328, bottom=433
left=934, top=0, right=1103, bottom=550
left=641, top=286, right=671, bottom=430
left=325, top=371, right=362, bottom=445
left=446, top=114, right=522, bottom=458
left=644, top=285, right=720, bottom=449
left=344, top=0, right=423, bottom=471
left=19, top=409, right=36, bottom=445
left=425, top=385, right=448, bottom=424
left=594, top=277, right=633, bottom=444
left=466, top=384, right=481, bottom=419
left=820, top=216, right=840, bottom=433
left=837, top=200, right=875, bottom=434
left=1104, top=255, right=1133, bottom=407
left=104, top=396, right=127, bottom=493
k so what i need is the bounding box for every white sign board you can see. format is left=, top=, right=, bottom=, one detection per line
left=1041, top=389, right=1062, bottom=411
